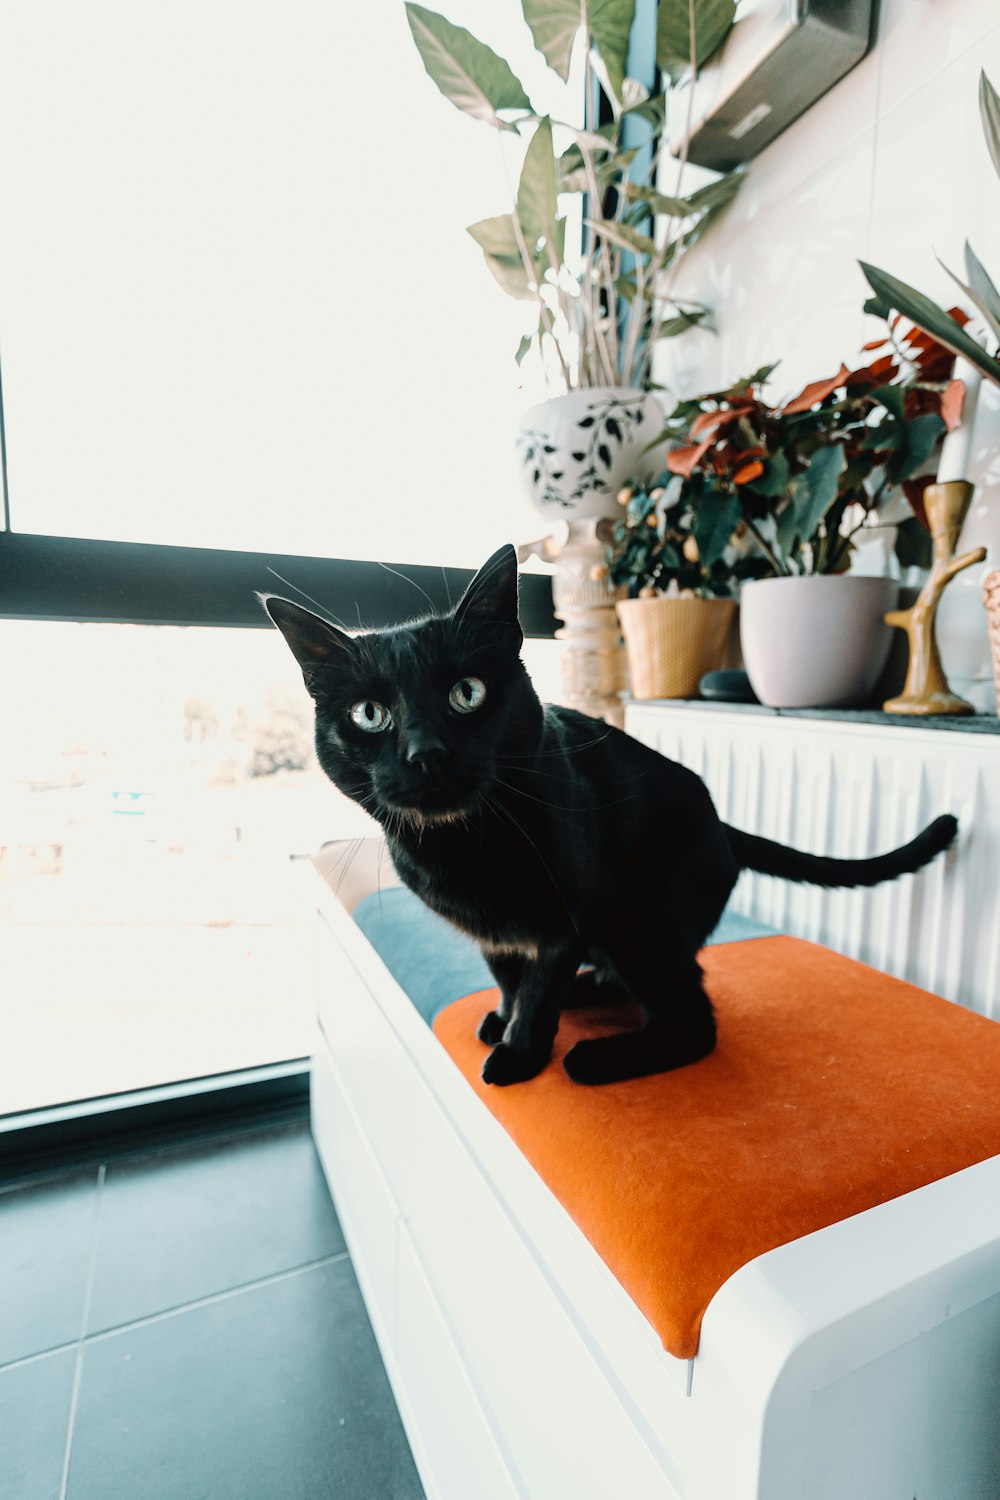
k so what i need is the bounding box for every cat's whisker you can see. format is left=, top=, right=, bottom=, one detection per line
left=498, top=731, right=613, bottom=759
left=265, top=567, right=352, bottom=629
left=333, top=837, right=366, bottom=896
left=493, top=776, right=640, bottom=814
left=377, top=559, right=437, bottom=615
left=495, top=757, right=651, bottom=787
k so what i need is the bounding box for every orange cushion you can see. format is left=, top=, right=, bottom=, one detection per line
left=433, top=936, right=1000, bottom=1359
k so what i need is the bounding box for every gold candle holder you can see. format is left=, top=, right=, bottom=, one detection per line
left=883, top=480, right=986, bottom=716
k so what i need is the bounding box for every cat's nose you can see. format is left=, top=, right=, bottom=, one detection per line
left=405, top=729, right=447, bottom=775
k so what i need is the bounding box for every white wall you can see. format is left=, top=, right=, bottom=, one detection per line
left=663, top=0, right=1000, bottom=710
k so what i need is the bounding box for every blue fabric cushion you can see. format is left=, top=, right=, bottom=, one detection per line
left=353, top=886, right=777, bottom=1027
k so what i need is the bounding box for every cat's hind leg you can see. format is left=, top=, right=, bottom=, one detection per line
left=563, top=952, right=716, bottom=1086
left=562, top=965, right=631, bottom=1009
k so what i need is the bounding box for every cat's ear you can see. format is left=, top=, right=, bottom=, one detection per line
left=261, top=596, right=353, bottom=686
left=453, top=544, right=521, bottom=641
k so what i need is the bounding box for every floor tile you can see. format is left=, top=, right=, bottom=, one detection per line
left=0, top=1348, right=77, bottom=1500
left=67, top=1259, right=424, bottom=1500
left=87, top=1122, right=345, bottom=1334
left=0, top=1169, right=99, bottom=1365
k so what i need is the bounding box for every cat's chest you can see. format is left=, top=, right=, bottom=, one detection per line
left=388, top=830, right=561, bottom=950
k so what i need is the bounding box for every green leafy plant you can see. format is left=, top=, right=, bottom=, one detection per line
left=607, top=475, right=771, bottom=598
left=405, top=0, right=744, bottom=390
left=860, top=72, right=1000, bottom=389
left=611, top=313, right=966, bottom=592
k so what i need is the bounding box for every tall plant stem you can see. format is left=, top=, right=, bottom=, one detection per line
left=742, top=513, right=788, bottom=577
left=581, top=34, right=620, bottom=384
left=638, top=0, right=699, bottom=385
left=621, top=259, right=647, bottom=388
left=581, top=146, right=620, bottom=382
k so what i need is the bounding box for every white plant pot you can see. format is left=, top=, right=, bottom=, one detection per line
left=515, top=387, right=663, bottom=521
left=740, top=574, right=899, bottom=709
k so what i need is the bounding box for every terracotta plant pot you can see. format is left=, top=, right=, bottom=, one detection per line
left=515, top=387, right=663, bottom=521
left=740, top=574, right=899, bottom=709
left=617, top=595, right=737, bottom=700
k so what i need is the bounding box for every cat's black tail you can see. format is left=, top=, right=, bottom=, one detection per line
left=724, top=814, right=958, bottom=890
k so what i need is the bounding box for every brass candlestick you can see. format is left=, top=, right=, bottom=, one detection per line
left=883, top=480, right=986, bottom=716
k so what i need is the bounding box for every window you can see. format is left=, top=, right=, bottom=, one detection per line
left=0, top=0, right=577, bottom=1117
left=0, top=617, right=562, bottom=1114
left=0, top=0, right=577, bottom=566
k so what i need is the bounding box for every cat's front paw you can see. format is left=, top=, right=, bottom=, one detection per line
left=481, top=1043, right=547, bottom=1087
left=477, top=1009, right=507, bottom=1045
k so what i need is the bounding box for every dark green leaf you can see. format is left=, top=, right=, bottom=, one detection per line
left=887, top=412, right=946, bottom=483
left=784, top=443, right=847, bottom=553
left=684, top=167, right=746, bottom=213
left=405, top=4, right=532, bottom=129
left=694, top=490, right=742, bottom=572
left=859, top=261, right=1000, bottom=386
left=863, top=295, right=892, bottom=320
left=862, top=418, right=902, bottom=451
left=624, top=184, right=701, bottom=218
left=621, top=93, right=668, bottom=129
left=656, top=0, right=736, bottom=74
left=654, top=308, right=709, bottom=338
left=515, top=334, right=534, bottom=366
left=871, top=383, right=905, bottom=420
left=894, top=515, right=933, bottom=570
left=732, top=361, right=780, bottom=390
left=731, top=554, right=774, bottom=582
left=747, top=450, right=789, bottom=498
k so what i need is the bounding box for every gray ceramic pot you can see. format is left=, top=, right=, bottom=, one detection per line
left=740, top=574, right=899, bottom=709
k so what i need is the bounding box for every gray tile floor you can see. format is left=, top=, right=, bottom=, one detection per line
left=0, top=1117, right=425, bottom=1500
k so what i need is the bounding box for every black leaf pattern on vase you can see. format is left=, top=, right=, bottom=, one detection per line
left=517, top=396, right=650, bottom=509
left=568, top=396, right=647, bottom=503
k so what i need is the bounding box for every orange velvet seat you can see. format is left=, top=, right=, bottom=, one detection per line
left=433, top=936, right=1000, bottom=1360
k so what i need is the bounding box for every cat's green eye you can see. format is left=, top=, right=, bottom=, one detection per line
left=449, top=676, right=486, bottom=714
left=350, top=700, right=392, bottom=733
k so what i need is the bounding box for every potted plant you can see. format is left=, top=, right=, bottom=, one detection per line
left=606, top=477, right=761, bottom=698
left=859, top=72, right=1000, bottom=400
left=649, top=315, right=963, bottom=708
left=406, top=0, right=746, bottom=723
left=405, top=0, right=745, bottom=518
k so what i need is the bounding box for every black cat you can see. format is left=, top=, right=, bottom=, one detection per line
left=265, top=544, right=958, bottom=1087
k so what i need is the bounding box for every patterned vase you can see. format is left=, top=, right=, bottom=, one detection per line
left=515, top=387, right=664, bottom=521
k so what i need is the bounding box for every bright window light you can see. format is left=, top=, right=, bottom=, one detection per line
left=0, top=1, right=578, bottom=565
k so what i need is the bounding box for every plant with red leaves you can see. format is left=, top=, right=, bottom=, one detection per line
left=639, top=312, right=966, bottom=584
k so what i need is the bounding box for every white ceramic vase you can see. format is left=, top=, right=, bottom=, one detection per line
left=515, top=387, right=663, bottom=521
left=740, top=575, right=899, bottom=710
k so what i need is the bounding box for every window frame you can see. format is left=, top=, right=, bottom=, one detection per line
left=0, top=529, right=557, bottom=636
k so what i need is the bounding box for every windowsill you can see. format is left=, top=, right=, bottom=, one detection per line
left=624, top=699, right=1000, bottom=735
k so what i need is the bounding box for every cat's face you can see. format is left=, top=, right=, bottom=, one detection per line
left=265, top=545, right=543, bottom=827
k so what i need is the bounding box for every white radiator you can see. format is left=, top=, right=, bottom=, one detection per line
left=625, top=704, right=1000, bottom=1021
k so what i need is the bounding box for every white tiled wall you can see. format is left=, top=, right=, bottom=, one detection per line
left=662, top=0, right=1000, bottom=709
